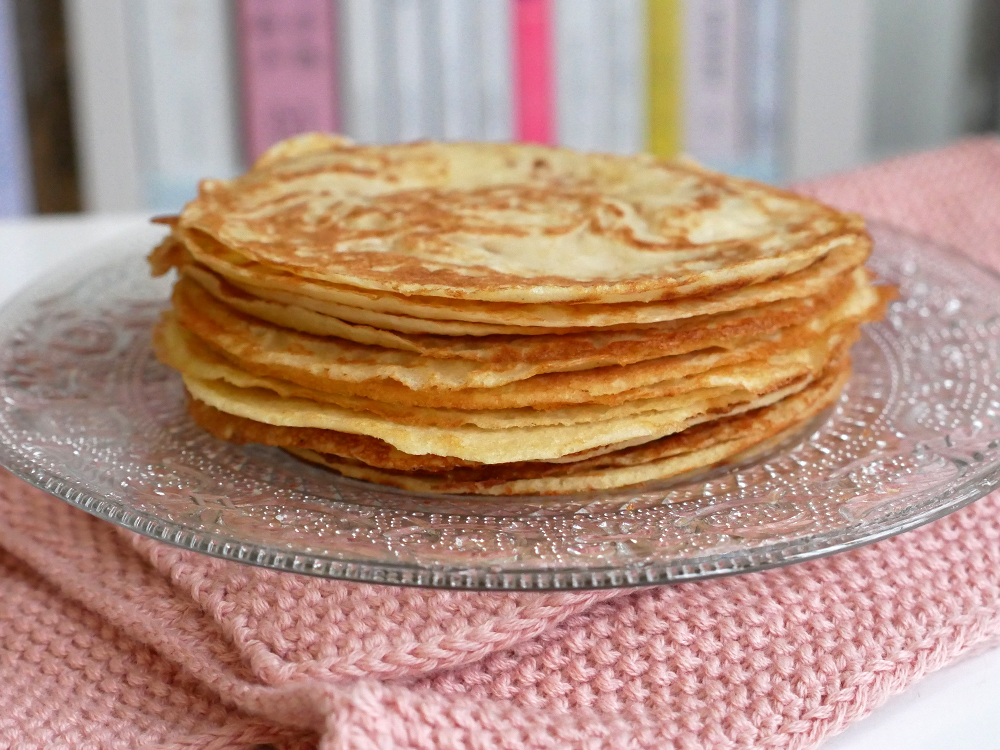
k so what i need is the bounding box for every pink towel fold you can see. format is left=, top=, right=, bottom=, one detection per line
left=3, top=137, right=1000, bottom=750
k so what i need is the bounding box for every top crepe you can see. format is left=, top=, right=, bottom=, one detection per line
left=175, top=134, right=869, bottom=304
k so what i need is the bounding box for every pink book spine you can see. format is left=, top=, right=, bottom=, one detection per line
left=236, top=0, right=339, bottom=161
left=513, top=0, right=554, bottom=144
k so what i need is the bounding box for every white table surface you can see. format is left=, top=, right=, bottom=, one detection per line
left=2, top=213, right=1000, bottom=749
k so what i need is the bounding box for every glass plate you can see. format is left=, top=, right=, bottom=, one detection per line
left=1, top=222, right=999, bottom=590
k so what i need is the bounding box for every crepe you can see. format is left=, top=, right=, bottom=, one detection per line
left=148, top=135, right=892, bottom=495
left=154, top=315, right=850, bottom=430
left=166, top=267, right=880, bottom=392
left=286, top=363, right=851, bottom=495
left=149, top=226, right=870, bottom=333
left=172, top=134, right=870, bottom=304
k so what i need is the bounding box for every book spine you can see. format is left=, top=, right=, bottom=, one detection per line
left=437, top=0, right=480, bottom=140
left=63, top=0, right=142, bottom=211
left=235, top=0, right=339, bottom=161
left=356, top=0, right=513, bottom=145
left=478, top=0, right=513, bottom=142
left=555, top=0, right=607, bottom=151
left=513, top=0, right=554, bottom=144
left=646, top=0, right=682, bottom=157
left=340, top=0, right=395, bottom=144
left=746, top=0, right=786, bottom=182
left=682, top=0, right=748, bottom=168
left=128, top=0, right=242, bottom=211
left=868, top=0, right=973, bottom=161
left=392, top=0, right=432, bottom=141
left=556, top=0, right=644, bottom=154
left=13, top=0, right=81, bottom=213
left=0, top=0, right=32, bottom=215
left=607, top=0, right=645, bottom=154
left=787, top=0, right=872, bottom=180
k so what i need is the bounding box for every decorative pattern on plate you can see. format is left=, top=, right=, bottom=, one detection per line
left=0, top=224, right=999, bottom=590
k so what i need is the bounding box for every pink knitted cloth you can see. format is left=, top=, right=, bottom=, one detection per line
left=3, top=139, right=1000, bottom=750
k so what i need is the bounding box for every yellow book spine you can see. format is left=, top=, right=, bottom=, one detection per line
left=647, top=0, right=682, bottom=158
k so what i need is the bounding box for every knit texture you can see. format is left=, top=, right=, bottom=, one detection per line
left=2, top=137, right=1000, bottom=749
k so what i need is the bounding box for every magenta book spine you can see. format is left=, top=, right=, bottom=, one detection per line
left=513, top=0, right=554, bottom=144
left=236, top=0, right=339, bottom=161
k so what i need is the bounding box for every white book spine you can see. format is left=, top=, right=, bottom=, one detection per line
left=63, top=0, right=142, bottom=212
left=352, top=0, right=512, bottom=145
left=377, top=1, right=404, bottom=144
left=477, top=0, right=512, bottom=142
left=438, top=0, right=483, bottom=141
left=393, top=0, right=429, bottom=142
left=437, top=0, right=481, bottom=141
left=868, top=0, right=974, bottom=160
left=0, top=0, right=33, bottom=216
left=555, top=0, right=608, bottom=151
left=607, top=0, right=645, bottom=154
left=128, top=0, right=241, bottom=211
left=557, top=0, right=643, bottom=154
left=682, top=0, right=746, bottom=165
left=418, top=0, right=445, bottom=141
left=787, top=0, right=873, bottom=180
left=344, top=0, right=511, bottom=145
left=341, top=0, right=388, bottom=144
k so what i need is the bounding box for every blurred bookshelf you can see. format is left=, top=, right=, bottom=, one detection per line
left=0, top=0, right=998, bottom=216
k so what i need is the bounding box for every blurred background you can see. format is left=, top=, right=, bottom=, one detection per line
left=0, top=0, right=998, bottom=216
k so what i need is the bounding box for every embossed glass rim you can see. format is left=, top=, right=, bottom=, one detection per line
left=0, top=222, right=998, bottom=590
left=4, top=453, right=998, bottom=590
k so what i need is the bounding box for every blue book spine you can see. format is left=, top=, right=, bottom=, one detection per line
left=0, top=0, right=33, bottom=216
left=746, top=0, right=787, bottom=183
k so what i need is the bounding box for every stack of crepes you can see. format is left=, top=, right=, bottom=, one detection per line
left=149, top=134, right=892, bottom=495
